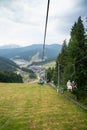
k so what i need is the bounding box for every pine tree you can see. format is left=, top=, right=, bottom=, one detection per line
left=68, top=16, right=87, bottom=99
left=53, top=40, right=68, bottom=87
left=54, top=17, right=87, bottom=100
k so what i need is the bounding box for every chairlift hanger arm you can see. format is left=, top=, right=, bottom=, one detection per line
left=42, top=0, right=50, bottom=60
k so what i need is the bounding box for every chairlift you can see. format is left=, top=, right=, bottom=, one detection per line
left=39, top=0, right=50, bottom=85
left=39, top=78, right=45, bottom=85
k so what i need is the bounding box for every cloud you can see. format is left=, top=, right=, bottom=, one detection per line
left=0, top=0, right=87, bottom=46
left=0, top=0, right=46, bottom=25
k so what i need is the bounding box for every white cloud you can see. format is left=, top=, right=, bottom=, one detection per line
left=0, top=0, right=87, bottom=46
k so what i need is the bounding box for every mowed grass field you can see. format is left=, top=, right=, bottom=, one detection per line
left=0, top=83, right=87, bottom=130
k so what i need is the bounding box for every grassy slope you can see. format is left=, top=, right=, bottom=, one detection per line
left=45, top=61, right=56, bottom=68
left=0, top=83, right=87, bottom=130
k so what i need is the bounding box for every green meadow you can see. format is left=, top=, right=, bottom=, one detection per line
left=0, top=83, right=87, bottom=130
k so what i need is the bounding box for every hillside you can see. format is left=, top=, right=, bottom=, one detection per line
left=0, top=83, right=87, bottom=129
left=0, top=56, right=19, bottom=71
left=0, top=44, right=62, bottom=66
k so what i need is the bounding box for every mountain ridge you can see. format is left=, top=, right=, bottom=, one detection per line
left=0, top=44, right=62, bottom=66
left=0, top=56, right=19, bottom=71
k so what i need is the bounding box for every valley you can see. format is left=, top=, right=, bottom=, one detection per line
left=0, top=44, right=60, bottom=83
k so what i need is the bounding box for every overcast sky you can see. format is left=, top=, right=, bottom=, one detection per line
left=0, top=0, right=87, bottom=46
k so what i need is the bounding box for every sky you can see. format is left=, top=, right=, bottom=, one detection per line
left=0, top=0, right=87, bottom=47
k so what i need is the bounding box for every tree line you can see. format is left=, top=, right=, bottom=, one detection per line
left=46, top=16, right=87, bottom=101
left=0, top=71, right=23, bottom=83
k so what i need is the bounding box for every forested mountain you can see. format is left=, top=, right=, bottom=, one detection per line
left=0, top=44, right=62, bottom=64
left=0, top=71, right=23, bottom=83
left=0, top=56, right=19, bottom=71
left=0, top=56, right=23, bottom=83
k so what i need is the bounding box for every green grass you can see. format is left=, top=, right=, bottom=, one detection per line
left=64, top=91, right=77, bottom=100
left=45, top=61, right=56, bottom=68
left=64, top=91, right=87, bottom=107
left=0, top=83, right=87, bottom=130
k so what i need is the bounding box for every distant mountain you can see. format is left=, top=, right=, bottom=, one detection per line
left=0, top=56, right=19, bottom=71
left=0, top=44, right=62, bottom=66
left=0, top=44, right=20, bottom=49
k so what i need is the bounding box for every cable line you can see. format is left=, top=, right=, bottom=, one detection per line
left=42, top=0, right=50, bottom=61
left=39, top=0, right=50, bottom=84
